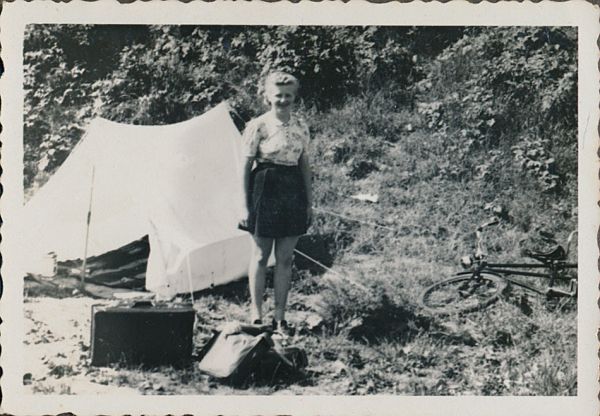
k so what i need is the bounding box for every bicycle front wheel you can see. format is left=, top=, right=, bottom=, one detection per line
left=419, top=272, right=508, bottom=316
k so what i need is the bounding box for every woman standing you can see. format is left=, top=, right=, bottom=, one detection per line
left=238, top=71, right=312, bottom=336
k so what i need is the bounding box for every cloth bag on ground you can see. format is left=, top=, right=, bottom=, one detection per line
left=197, top=324, right=307, bottom=386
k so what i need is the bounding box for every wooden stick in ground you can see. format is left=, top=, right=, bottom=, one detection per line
left=81, top=166, right=95, bottom=288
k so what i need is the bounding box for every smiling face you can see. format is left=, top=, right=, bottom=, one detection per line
left=265, top=83, right=297, bottom=113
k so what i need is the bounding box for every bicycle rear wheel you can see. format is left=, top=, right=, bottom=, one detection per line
left=419, top=272, right=508, bottom=316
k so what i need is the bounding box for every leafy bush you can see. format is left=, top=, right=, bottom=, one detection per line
left=415, top=27, right=577, bottom=196
left=512, top=134, right=559, bottom=192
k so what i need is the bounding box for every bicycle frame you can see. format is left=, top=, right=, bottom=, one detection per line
left=470, top=261, right=577, bottom=295
left=465, top=223, right=578, bottom=296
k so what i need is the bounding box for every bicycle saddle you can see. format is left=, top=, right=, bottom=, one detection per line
left=521, top=245, right=566, bottom=262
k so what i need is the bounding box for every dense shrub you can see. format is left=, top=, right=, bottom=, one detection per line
left=415, top=27, right=577, bottom=196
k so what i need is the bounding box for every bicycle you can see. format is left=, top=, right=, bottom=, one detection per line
left=418, top=220, right=578, bottom=316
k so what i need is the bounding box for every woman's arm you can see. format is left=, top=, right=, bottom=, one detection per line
left=298, top=152, right=313, bottom=225
left=239, top=156, right=254, bottom=227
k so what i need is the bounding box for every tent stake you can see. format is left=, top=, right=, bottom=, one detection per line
left=81, top=166, right=95, bottom=288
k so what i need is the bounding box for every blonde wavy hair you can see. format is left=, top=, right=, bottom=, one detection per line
left=261, top=71, right=300, bottom=106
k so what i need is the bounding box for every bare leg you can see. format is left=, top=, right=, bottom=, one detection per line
left=273, top=235, right=300, bottom=322
left=248, top=235, right=273, bottom=322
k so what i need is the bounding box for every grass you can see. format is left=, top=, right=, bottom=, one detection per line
left=23, top=237, right=578, bottom=396
left=300, top=91, right=577, bottom=395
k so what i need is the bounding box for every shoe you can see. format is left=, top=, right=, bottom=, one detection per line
left=272, top=319, right=295, bottom=338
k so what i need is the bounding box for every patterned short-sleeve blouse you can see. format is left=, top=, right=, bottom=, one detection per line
left=241, top=112, right=310, bottom=166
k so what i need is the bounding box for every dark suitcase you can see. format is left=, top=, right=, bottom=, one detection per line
left=91, top=301, right=195, bottom=368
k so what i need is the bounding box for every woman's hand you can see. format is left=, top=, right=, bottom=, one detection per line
left=239, top=157, right=254, bottom=231
left=239, top=207, right=251, bottom=229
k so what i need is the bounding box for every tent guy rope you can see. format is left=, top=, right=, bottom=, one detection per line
left=293, top=249, right=344, bottom=278
left=293, top=249, right=370, bottom=292
left=313, top=207, right=397, bottom=232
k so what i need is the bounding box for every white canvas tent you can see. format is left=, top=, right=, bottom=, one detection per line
left=21, top=103, right=256, bottom=297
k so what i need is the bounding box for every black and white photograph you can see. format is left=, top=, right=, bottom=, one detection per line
left=1, top=1, right=598, bottom=415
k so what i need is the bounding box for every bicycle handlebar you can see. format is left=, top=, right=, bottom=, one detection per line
left=565, top=230, right=577, bottom=257
left=473, top=218, right=500, bottom=259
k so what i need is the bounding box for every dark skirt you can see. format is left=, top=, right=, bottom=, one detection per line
left=239, top=162, right=308, bottom=238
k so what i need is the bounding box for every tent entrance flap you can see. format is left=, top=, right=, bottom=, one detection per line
left=146, top=232, right=253, bottom=298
